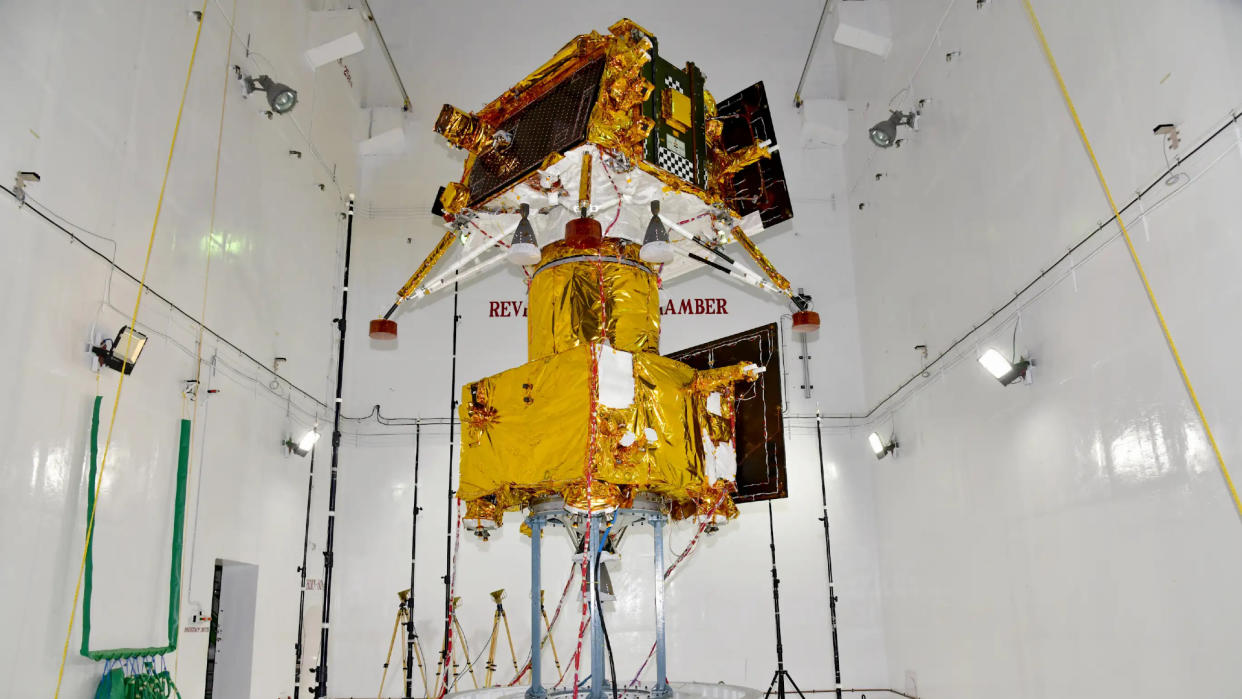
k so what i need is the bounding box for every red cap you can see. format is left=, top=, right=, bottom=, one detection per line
left=369, top=318, right=398, bottom=340
left=791, top=310, right=821, bottom=335
left=564, top=217, right=603, bottom=249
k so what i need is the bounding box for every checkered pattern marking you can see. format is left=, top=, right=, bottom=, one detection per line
left=664, top=75, right=684, bottom=93
left=657, top=147, right=695, bottom=182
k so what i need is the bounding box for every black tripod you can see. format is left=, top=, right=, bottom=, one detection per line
left=764, top=501, right=806, bottom=699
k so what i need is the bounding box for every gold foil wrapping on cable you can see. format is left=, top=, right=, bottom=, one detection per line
left=578, top=152, right=593, bottom=210
left=527, top=240, right=661, bottom=360
left=456, top=342, right=757, bottom=520
left=396, top=230, right=457, bottom=301
left=729, top=226, right=791, bottom=292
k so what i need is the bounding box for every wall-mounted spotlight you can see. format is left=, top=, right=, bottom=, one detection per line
left=92, top=325, right=148, bottom=374
left=285, top=428, right=320, bottom=457
left=978, top=348, right=1032, bottom=386
left=508, top=203, right=541, bottom=265
left=13, top=170, right=40, bottom=205
left=868, top=110, right=917, bottom=148
left=237, top=67, right=298, bottom=115
left=640, top=200, right=674, bottom=263
left=867, top=432, right=898, bottom=460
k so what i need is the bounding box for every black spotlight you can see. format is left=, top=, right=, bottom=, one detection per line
left=869, top=110, right=916, bottom=148
left=244, top=73, right=298, bottom=115
left=92, top=325, right=148, bottom=375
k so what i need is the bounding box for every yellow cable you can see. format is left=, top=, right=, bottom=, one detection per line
left=53, top=3, right=210, bottom=695
left=175, top=0, right=238, bottom=681
left=1021, top=0, right=1242, bottom=520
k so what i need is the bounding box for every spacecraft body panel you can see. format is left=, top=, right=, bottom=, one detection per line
left=527, top=239, right=661, bottom=360
left=459, top=238, right=753, bottom=527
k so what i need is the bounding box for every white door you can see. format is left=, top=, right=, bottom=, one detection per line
left=205, top=560, right=259, bottom=699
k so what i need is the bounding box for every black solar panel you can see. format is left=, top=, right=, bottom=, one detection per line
left=466, top=57, right=608, bottom=205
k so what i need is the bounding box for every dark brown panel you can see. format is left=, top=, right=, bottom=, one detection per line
left=667, top=323, right=787, bottom=503
left=715, top=81, right=794, bottom=229
left=465, top=57, right=607, bottom=205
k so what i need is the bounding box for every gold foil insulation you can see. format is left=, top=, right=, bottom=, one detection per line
left=456, top=342, right=755, bottom=518
left=526, top=239, right=661, bottom=361
left=397, top=230, right=457, bottom=301
left=585, top=20, right=656, bottom=164
left=728, top=226, right=791, bottom=292
left=435, top=105, right=497, bottom=153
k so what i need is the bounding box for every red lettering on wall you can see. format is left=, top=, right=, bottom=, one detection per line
left=491, top=298, right=729, bottom=318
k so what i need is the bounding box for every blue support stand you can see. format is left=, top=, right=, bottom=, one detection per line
left=526, top=517, right=547, bottom=699
left=523, top=496, right=668, bottom=699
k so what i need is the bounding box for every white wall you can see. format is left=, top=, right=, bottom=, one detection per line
left=837, top=0, right=1242, bottom=697
left=326, top=2, right=894, bottom=697
left=0, top=1, right=360, bottom=696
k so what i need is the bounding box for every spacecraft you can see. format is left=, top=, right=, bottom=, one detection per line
left=369, top=20, right=817, bottom=696
left=370, top=18, right=816, bottom=532
left=367, top=20, right=814, bottom=536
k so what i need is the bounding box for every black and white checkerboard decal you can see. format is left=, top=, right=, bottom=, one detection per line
left=664, top=75, right=684, bottom=93
left=658, top=147, right=695, bottom=182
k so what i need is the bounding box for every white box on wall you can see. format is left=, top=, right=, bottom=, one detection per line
left=834, top=0, right=893, bottom=58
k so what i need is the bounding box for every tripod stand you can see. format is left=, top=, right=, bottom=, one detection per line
left=433, top=597, right=479, bottom=695
left=483, top=589, right=521, bottom=686
left=763, top=502, right=806, bottom=699
left=379, top=589, right=429, bottom=699
left=539, top=590, right=563, bottom=678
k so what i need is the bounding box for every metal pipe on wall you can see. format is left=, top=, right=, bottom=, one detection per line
left=793, top=0, right=834, bottom=108
left=314, top=196, right=356, bottom=697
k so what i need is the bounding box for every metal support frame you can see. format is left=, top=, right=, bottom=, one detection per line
left=523, top=496, right=668, bottom=699
left=526, top=518, right=548, bottom=699
left=651, top=516, right=669, bottom=699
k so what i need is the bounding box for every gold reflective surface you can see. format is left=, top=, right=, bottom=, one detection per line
left=526, top=239, right=660, bottom=360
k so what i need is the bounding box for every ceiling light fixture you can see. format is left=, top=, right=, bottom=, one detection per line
left=867, top=432, right=898, bottom=460
left=868, top=110, right=916, bottom=148
left=92, top=325, right=148, bottom=375
left=978, top=348, right=1031, bottom=386
left=508, top=203, right=541, bottom=265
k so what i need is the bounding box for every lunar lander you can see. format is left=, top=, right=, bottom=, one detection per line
left=368, top=19, right=818, bottom=699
